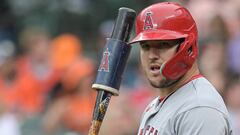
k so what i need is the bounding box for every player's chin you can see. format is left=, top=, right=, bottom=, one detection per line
left=148, top=77, right=165, bottom=88
left=148, top=77, right=177, bottom=88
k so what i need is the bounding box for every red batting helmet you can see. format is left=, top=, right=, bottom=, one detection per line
left=130, top=2, right=198, bottom=80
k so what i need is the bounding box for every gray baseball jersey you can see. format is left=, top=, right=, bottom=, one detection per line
left=138, top=76, right=233, bottom=135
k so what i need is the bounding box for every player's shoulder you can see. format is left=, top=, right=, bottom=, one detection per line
left=173, top=107, right=233, bottom=135
left=169, top=77, right=228, bottom=115
left=191, top=77, right=226, bottom=109
left=177, top=77, right=229, bottom=116
left=170, top=77, right=233, bottom=134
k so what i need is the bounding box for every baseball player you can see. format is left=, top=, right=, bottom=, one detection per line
left=129, top=2, right=233, bottom=135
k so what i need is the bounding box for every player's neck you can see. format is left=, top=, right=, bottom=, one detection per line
left=159, top=63, right=200, bottom=98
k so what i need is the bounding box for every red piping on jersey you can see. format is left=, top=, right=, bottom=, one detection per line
left=185, top=74, right=203, bottom=84
left=179, top=73, right=203, bottom=89
left=159, top=97, right=165, bottom=102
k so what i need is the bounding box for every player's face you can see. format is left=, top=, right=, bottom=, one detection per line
left=140, top=40, right=180, bottom=88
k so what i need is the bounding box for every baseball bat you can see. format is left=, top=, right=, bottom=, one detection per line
left=88, top=7, right=136, bottom=135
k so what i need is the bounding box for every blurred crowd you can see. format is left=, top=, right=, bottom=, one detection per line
left=0, top=0, right=240, bottom=135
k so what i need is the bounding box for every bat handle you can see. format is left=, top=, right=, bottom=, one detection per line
left=88, top=90, right=112, bottom=135
left=88, top=120, right=101, bottom=135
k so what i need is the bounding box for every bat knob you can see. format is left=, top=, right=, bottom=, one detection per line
left=111, top=7, right=136, bottom=42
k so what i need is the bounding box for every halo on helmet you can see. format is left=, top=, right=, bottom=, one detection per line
left=129, top=29, right=187, bottom=44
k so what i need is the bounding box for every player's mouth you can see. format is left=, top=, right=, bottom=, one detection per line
left=149, top=64, right=161, bottom=76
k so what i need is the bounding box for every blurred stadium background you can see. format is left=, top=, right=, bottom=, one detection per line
left=0, top=0, right=240, bottom=135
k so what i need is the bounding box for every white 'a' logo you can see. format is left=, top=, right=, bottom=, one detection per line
left=144, top=12, right=157, bottom=30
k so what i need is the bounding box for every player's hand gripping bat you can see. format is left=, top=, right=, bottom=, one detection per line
left=88, top=7, right=136, bottom=135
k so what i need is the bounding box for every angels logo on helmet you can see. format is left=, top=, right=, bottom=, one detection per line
left=144, top=12, right=157, bottom=30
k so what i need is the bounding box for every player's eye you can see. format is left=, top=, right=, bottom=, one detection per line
left=141, top=43, right=150, bottom=51
left=157, top=42, right=178, bottom=49
left=161, top=42, right=169, bottom=46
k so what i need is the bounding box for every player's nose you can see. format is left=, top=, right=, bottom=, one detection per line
left=148, top=47, right=160, bottom=60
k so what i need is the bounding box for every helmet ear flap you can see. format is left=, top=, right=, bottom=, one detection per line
left=160, top=39, right=197, bottom=80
